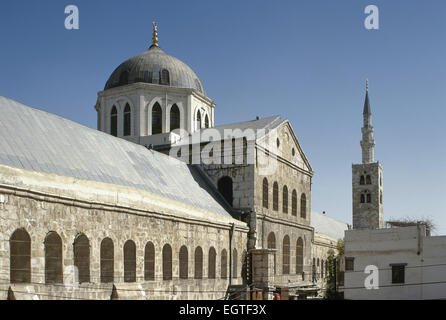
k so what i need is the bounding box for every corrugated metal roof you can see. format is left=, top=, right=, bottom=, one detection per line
left=311, top=212, right=348, bottom=240
left=0, top=96, right=234, bottom=219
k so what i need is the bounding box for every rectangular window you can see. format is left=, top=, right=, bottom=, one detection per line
left=345, top=257, right=354, bottom=271
left=391, top=264, right=406, bottom=284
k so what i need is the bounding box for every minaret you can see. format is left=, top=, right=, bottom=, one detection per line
left=360, top=79, right=375, bottom=164
left=352, top=80, right=383, bottom=229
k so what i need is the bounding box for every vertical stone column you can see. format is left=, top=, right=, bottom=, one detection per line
left=250, top=248, right=276, bottom=299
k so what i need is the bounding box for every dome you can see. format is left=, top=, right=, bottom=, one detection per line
left=104, top=45, right=205, bottom=94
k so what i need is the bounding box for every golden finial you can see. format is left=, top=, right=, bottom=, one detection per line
left=366, top=78, right=369, bottom=91
left=152, top=22, right=159, bottom=47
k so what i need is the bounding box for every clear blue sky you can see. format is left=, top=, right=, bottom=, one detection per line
left=1, top=0, right=445, bottom=234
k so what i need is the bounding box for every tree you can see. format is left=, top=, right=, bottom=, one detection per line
left=325, top=240, right=344, bottom=300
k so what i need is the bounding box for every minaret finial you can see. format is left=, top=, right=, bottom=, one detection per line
left=152, top=22, right=159, bottom=47
left=366, top=78, right=369, bottom=91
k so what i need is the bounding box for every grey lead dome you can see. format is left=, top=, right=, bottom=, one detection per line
left=104, top=45, right=205, bottom=94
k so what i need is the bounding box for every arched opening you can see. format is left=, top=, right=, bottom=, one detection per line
left=160, top=69, right=170, bottom=85
left=221, top=249, right=228, bottom=279
left=162, top=244, right=172, bottom=280
left=100, top=238, right=114, bottom=283
left=360, top=175, right=365, bottom=185
left=267, top=232, right=276, bottom=274
left=152, top=102, right=162, bottom=135
left=170, top=104, right=180, bottom=131
left=282, top=185, right=288, bottom=214
left=110, top=106, right=118, bottom=137
left=123, top=104, right=131, bottom=136
left=218, top=176, right=233, bottom=206
left=194, top=247, right=203, bottom=279
left=123, top=240, right=136, bottom=283
left=282, top=235, right=290, bottom=275
left=205, top=115, right=210, bottom=128
left=179, top=246, right=188, bottom=279
left=208, top=247, right=216, bottom=279
left=367, top=193, right=371, bottom=203
left=144, top=242, right=155, bottom=281
left=232, top=248, right=238, bottom=279
left=380, top=191, right=383, bottom=204
left=366, top=175, right=372, bottom=185
left=273, top=182, right=279, bottom=211
left=361, top=194, right=365, bottom=203
left=196, top=110, right=202, bottom=130
left=292, top=189, right=297, bottom=216
left=300, top=193, right=307, bottom=219
left=10, top=229, right=31, bottom=283
left=45, top=232, right=63, bottom=284
left=73, top=234, right=90, bottom=283
left=262, top=178, right=269, bottom=209
left=296, top=237, right=304, bottom=274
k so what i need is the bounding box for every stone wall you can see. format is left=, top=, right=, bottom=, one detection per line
left=352, top=162, right=383, bottom=229
left=0, top=166, right=248, bottom=300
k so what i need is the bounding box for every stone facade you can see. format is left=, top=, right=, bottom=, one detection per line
left=0, top=166, right=248, bottom=300
left=352, top=163, right=383, bottom=229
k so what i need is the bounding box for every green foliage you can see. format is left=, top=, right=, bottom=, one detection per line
left=324, top=240, right=344, bottom=300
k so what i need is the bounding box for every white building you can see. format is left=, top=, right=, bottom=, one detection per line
left=343, top=225, right=446, bottom=300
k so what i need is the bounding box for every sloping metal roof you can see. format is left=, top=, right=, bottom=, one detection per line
left=311, top=212, right=349, bottom=240
left=0, top=96, right=235, bottom=219
left=172, top=115, right=284, bottom=146
left=104, top=46, right=205, bottom=94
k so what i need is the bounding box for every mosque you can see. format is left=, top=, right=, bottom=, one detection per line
left=0, top=24, right=349, bottom=300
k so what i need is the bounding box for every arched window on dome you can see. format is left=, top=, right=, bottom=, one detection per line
left=205, top=115, right=210, bottom=128
left=152, top=102, right=162, bottom=135
left=170, top=104, right=180, bottom=131
left=160, top=69, right=170, bottom=86
left=123, top=104, right=131, bottom=136
left=196, top=110, right=202, bottom=130
left=111, top=106, right=118, bottom=137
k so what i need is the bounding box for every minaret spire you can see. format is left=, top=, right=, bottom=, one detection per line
left=151, top=22, right=159, bottom=48
left=360, top=79, right=375, bottom=164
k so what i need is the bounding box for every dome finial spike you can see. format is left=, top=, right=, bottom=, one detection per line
left=366, top=78, right=369, bottom=91
left=152, top=22, right=159, bottom=47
